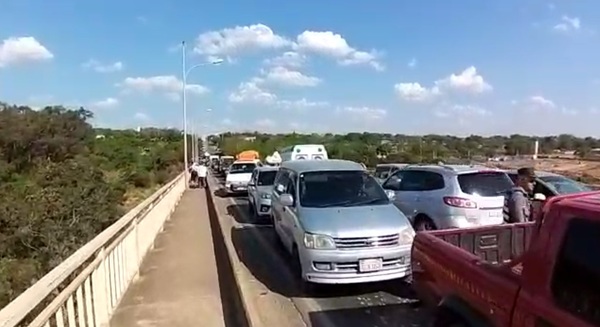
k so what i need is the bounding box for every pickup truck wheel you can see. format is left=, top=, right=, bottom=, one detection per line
left=414, top=216, right=436, bottom=231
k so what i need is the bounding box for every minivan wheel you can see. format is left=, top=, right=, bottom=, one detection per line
left=414, top=216, right=437, bottom=231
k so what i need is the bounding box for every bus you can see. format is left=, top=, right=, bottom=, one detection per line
left=279, top=144, right=328, bottom=161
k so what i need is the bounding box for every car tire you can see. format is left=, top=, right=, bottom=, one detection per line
left=292, top=245, right=317, bottom=294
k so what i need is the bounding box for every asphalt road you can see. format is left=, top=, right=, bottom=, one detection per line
left=212, top=174, right=431, bottom=327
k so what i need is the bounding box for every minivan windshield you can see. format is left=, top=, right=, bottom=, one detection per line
left=257, top=171, right=277, bottom=185
left=299, top=170, right=389, bottom=208
left=457, top=171, right=514, bottom=197
left=229, top=163, right=256, bottom=174
left=540, top=175, right=591, bottom=194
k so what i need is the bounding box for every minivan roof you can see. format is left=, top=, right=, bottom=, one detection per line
left=376, top=163, right=409, bottom=168
left=404, top=164, right=503, bottom=175
left=281, top=159, right=364, bottom=174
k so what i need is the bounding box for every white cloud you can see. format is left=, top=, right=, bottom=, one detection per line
left=528, top=95, right=556, bottom=108
left=228, top=80, right=277, bottom=104
left=0, top=36, right=53, bottom=67
left=395, top=66, right=491, bottom=102
left=82, top=59, right=124, bottom=73
left=264, top=51, right=305, bottom=68
left=261, top=66, right=321, bottom=87
left=394, top=82, right=436, bottom=102
left=294, top=30, right=384, bottom=71
left=278, top=98, right=329, bottom=110
left=90, top=97, right=119, bottom=109
left=408, top=58, right=417, bottom=69
left=434, top=66, right=492, bottom=94
left=193, top=24, right=292, bottom=60
left=554, top=16, right=581, bottom=32
left=338, top=106, right=387, bottom=121
left=119, top=75, right=209, bottom=101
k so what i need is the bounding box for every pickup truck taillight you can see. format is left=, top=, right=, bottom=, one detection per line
left=443, top=196, right=478, bottom=208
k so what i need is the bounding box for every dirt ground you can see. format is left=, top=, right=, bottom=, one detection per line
left=484, top=158, right=600, bottom=185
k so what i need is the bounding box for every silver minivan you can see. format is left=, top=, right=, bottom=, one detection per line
left=271, top=159, right=415, bottom=288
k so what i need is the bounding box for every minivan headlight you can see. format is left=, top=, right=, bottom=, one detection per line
left=399, top=227, right=416, bottom=244
left=303, top=233, right=336, bottom=250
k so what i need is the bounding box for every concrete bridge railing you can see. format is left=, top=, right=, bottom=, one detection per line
left=0, top=173, right=186, bottom=327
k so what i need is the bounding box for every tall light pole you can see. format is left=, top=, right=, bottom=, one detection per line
left=181, top=41, right=223, bottom=187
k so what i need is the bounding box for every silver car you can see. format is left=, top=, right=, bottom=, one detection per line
left=248, top=166, right=279, bottom=220
left=271, top=159, right=415, bottom=288
left=382, top=164, right=514, bottom=231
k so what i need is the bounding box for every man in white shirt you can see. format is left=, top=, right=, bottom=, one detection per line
left=194, top=162, right=208, bottom=188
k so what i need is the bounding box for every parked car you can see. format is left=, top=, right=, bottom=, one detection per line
left=270, top=159, right=415, bottom=289
left=248, top=166, right=279, bottom=221
left=224, top=160, right=260, bottom=194
left=381, top=164, right=514, bottom=231
left=505, top=169, right=592, bottom=197
left=411, top=190, right=600, bottom=327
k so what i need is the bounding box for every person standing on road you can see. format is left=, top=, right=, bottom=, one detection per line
left=196, top=162, right=208, bottom=188
left=503, top=167, right=536, bottom=223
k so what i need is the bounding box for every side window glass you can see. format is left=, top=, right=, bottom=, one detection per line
left=374, top=167, right=388, bottom=179
left=274, top=170, right=290, bottom=195
left=382, top=171, right=403, bottom=191
left=421, top=172, right=445, bottom=191
left=534, top=182, right=554, bottom=198
left=551, top=218, right=600, bottom=325
left=286, top=173, right=297, bottom=204
left=399, top=171, right=428, bottom=191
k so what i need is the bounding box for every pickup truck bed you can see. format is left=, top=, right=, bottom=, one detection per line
left=433, top=223, right=535, bottom=265
left=411, top=223, right=536, bottom=307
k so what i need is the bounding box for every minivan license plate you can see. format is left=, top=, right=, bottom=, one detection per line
left=359, top=258, right=383, bottom=272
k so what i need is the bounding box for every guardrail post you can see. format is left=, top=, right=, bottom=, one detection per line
left=92, top=247, right=110, bottom=327
left=133, top=217, right=141, bottom=280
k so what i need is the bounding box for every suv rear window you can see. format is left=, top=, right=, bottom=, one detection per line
left=457, top=172, right=513, bottom=197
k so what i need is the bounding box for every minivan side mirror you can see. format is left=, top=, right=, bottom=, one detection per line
left=248, top=181, right=255, bottom=187
left=385, top=190, right=396, bottom=201
left=280, top=194, right=294, bottom=207
left=533, top=193, right=547, bottom=202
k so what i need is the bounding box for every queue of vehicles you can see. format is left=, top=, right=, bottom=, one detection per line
left=208, top=146, right=599, bottom=326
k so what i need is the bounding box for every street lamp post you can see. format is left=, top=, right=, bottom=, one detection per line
left=181, top=41, right=223, bottom=187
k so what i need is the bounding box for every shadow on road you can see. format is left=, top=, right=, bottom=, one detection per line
left=308, top=304, right=432, bottom=327
left=226, top=203, right=272, bottom=226
left=213, top=188, right=247, bottom=199
left=229, top=215, right=419, bottom=301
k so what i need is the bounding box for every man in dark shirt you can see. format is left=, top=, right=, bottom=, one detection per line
left=503, top=167, right=536, bottom=223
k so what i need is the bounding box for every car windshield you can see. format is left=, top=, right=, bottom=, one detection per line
left=229, top=163, right=256, bottom=173
left=257, top=171, right=277, bottom=186
left=299, top=170, right=389, bottom=208
left=457, top=171, right=514, bottom=197
left=222, top=158, right=234, bottom=165
left=540, top=176, right=592, bottom=195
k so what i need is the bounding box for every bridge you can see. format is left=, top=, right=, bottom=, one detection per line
left=0, top=173, right=429, bottom=327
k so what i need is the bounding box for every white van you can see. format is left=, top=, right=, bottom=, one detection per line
left=279, top=144, right=328, bottom=162
left=225, top=159, right=261, bottom=194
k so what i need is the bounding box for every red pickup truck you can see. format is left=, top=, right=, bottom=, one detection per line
left=411, top=191, right=600, bottom=327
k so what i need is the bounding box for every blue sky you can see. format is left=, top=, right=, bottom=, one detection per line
left=1, top=0, right=600, bottom=136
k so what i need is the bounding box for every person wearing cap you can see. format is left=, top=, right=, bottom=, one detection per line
left=503, top=167, right=536, bottom=223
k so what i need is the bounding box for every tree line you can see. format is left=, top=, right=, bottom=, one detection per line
left=0, top=103, right=188, bottom=308
left=210, top=132, right=600, bottom=167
